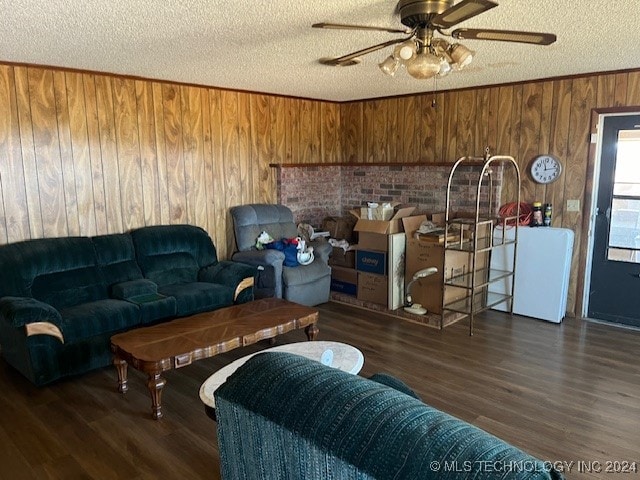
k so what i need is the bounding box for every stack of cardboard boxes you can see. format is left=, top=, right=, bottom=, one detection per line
left=403, top=214, right=488, bottom=314
left=353, top=205, right=415, bottom=310
left=329, top=205, right=485, bottom=316
left=329, top=204, right=416, bottom=310
left=324, top=215, right=357, bottom=295
left=329, top=252, right=358, bottom=296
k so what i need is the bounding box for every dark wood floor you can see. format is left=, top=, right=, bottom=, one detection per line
left=1, top=303, right=639, bottom=479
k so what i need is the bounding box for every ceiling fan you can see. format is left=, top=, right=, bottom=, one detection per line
left=313, top=0, right=557, bottom=80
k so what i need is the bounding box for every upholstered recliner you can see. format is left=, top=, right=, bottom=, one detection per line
left=230, top=204, right=331, bottom=306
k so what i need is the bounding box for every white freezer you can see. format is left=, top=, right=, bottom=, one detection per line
left=490, top=226, right=574, bottom=323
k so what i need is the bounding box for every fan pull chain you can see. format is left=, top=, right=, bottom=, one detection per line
left=432, top=76, right=438, bottom=108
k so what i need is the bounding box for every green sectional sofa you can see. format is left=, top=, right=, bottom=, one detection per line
left=215, top=352, right=564, bottom=480
left=0, top=225, right=256, bottom=386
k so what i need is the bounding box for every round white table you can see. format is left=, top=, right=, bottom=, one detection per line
left=199, top=341, right=364, bottom=411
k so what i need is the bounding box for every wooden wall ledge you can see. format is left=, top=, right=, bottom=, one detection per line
left=269, top=161, right=485, bottom=168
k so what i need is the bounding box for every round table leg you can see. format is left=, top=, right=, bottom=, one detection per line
left=114, top=357, right=129, bottom=393
left=305, top=323, right=319, bottom=341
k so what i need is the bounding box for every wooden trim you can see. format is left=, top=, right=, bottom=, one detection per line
left=576, top=108, right=603, bottom=317
left=234, top=276, right=255, bottom=301
left=24, top=322, right=64, bottom=343
left=269, top=161, right=485, bottom=168
left=592, top=105, right=640, bottom=115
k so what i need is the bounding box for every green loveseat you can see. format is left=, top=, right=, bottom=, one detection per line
left=215, top=352, right=564, bottom=480
left=0, top=225, right=256, bottom=386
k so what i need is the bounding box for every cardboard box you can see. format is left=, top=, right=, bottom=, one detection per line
left=332, top=265, right=358, bottom=283
left=402, top=214, right=486, bottom=245
left=402, top=215, right=427, bottom=237
left=416, top=228, right=461, bottom=244
left=404, top=212, right=445, bottom=228
left=331, top=279, right=356, bottom=296
left=330, top=266, right=357, bottom=296
left=454, top=218, right=492, bottom=244
left=329, top=247, right=356, bottom=268
left=354, top=208, right=419, bottom=252
left=403, top=214, right=459, bottom=243
left=322, top=216, right=356, bottom=242
left=357, top=272, right=387, bottom=305
left=356, top=249, right=387, bottom=275
left=403, top=216, right=488, bottom=314
left=405, top=238, right=466, bottom=282
left=352, top=234, right=406, bottom=309
left=430, top=212, right=446, bottom=227
left=351, top=203, right=416, bottom=236
left=357, top=232, right=389, bottom=251
left=404, top=240, right=469, bottom=314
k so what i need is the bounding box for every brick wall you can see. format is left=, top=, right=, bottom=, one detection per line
left=276, top=164, right=503, bottom=227
left=277, top=165, right=343, bottom=226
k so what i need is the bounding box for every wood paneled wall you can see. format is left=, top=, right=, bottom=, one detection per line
left=340, top=72, right=640, bottom=316
left=0, top=65, right=341, bottom=258
left=1, top=60, right=640, bottom=316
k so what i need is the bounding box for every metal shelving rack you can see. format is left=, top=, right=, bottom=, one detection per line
left=441, top=151, right=521, bottom=335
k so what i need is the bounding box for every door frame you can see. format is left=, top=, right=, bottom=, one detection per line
left=581, top=108, right=640, bottom=318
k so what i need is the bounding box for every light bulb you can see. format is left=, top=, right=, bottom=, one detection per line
left=438, top=57, right=452, bottom=77
left=393, top=40, right=416, bottom=63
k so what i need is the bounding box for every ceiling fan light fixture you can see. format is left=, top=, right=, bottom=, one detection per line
left=379, top=55, right=400, bottom=76
left=393, top=40, right=417, bottom=63
left=449, top=43, right=474, bottom=69
left=406, top=51, right=441, bottom=79
left=314, top=0, right=556, bottom=82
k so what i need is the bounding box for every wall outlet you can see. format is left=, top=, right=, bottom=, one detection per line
left=567, top=199, right=580, bottom=212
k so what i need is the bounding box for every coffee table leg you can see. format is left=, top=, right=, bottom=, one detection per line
left=114, top=357, right=128, bottom=393
left=305, top=322, right=319, bottom=341
left=147, top=373, right=166, bottom=420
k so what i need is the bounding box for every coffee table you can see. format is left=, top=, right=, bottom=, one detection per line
left=110, top=298, right=319, bottom=419
left=199, top=341, right=364, bottom=418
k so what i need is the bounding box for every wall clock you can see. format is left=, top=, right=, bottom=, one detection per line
left=530, top=155, right=562, bottom=184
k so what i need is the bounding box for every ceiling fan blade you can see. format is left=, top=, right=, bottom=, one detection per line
left=319, top=37, right=409, bottom=66
left=431, top=0, right=498, bottom=29
left=312, top=22, right=409, bottom=34
left=452, top=28, right=557, bottom=45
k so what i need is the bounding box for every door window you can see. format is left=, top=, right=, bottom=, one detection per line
left=607, top=129, right=640, bottom=263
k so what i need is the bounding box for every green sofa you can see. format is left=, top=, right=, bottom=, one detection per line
left=215, top=352, right=564, bottom=480
left=0, top=225, right=256, bottom=386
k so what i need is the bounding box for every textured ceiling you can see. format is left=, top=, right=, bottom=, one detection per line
left=1, top=0, right=639, bottom=102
